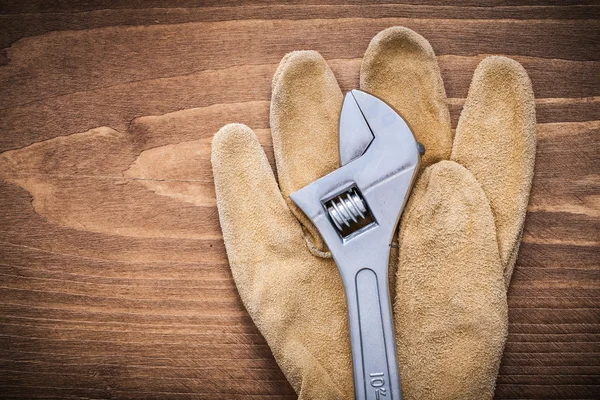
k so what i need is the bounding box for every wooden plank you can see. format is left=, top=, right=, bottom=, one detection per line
left=0, top=1, right=598, bottom=399
left=1, top=0, right=599, bottom=15
left=2, top=4, right=599, bottom=59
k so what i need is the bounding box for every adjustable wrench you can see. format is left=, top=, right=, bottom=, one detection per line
left=291, top=90, right=423, bottom=400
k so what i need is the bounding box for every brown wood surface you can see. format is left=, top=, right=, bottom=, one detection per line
left=0, top=1, right=599, bottom=399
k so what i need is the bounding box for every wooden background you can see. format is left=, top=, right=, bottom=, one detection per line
left=0, top=1, right=598, bottom=398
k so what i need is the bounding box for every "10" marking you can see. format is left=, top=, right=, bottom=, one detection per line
left=369, top=372, right=387, bottom=399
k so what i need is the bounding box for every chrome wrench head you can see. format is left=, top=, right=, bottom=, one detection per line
left=290, top=90, right=422, bottom=400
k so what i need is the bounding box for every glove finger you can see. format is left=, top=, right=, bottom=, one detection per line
left=212, top=124, right=353, bottom=397
left=396, top=161, right=507, bottom=400
left=212, top=123, right=307, bottom=275
left=451, top=56, right=536, bottom=286
left=360, top=27, right=452, bottom=168
left=271, top=50, right=343, bottom=255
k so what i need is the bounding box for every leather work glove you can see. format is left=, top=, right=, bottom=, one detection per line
left=211, top=26, right=536, bottom=400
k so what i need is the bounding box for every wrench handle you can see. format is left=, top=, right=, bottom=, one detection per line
left=346, top=268, right=402, bottom=400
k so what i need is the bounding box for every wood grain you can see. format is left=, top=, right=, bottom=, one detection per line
left=0, top=1, right=598, bottom=399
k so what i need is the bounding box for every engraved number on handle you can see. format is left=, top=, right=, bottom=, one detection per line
left=370, top=372, right=387, bottom=399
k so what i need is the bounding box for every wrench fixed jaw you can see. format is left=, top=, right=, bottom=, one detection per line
left=290, top=90, right=421, bottom=400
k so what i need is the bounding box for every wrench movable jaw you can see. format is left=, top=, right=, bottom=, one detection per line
left=290, top=90, right=422, bottom=400
left=339, top=91, right=374, bottom=166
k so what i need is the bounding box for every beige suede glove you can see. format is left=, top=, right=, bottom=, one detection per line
left=211, top=27, right=536, bottom=400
